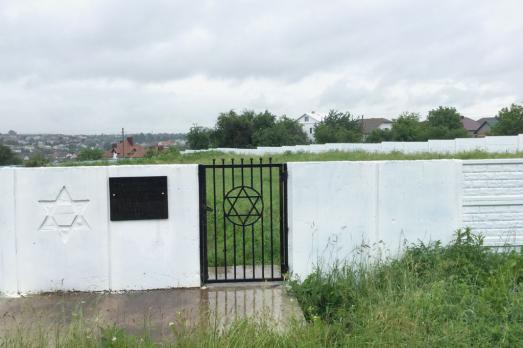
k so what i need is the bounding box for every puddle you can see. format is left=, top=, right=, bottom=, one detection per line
left=0, top=283, right=303, bottom=339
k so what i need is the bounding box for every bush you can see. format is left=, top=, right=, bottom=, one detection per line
left=24, top=153, right=49, bottom=167
left=365, top=128, right=393, bottom=143
left=77, top=147, right=104, bottom=161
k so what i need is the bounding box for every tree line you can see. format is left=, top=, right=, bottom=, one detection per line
left=365, top=107, right=470, bottom=143
left=187, top=103, right=523, bottom=149
left=1, top=103, right=522, bottom=164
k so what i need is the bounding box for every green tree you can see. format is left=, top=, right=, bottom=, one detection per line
left=0, top=144, right=21, bottom=165
left=213, top=110, right=255, bottom=148
left=314, top=110, right=363, bottom=143
left=251, top=110, right=276, bottom=131
left=187, top=125, right=213, bottom=149
left=253, top=116, right=308, bottom=146
left=491, top=104, right=523, bottom=135
left=427, top=106, right=463, bottom=129
left=425, top=106, right=469, bottom=139
left=77, top=147, right=104, bottom=161
left=391, top=112, right=425, bottom=141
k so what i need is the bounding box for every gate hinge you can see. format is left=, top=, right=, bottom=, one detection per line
left=280, top=171, right=288, bottom=181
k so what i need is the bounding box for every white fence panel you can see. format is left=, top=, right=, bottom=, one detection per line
left=427, top=139, right=454, bottom=153
left=483, top=136, right=518, bottom=153
left=455, top=138, right=486, bottom=152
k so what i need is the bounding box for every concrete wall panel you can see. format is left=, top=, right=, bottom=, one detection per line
left=377, top=160, right=462, bottom=256
left=107, top=165, right=200, bottom=290
left=0, top=168, right=17, bottom=295
left=287, top=161, right=379, bottom=279
left=15, top=167, right=109, bottom=293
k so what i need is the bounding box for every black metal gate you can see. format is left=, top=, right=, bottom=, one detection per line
left=199, top=159, right=288, bottom=283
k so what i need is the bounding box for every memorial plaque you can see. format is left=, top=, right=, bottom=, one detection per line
left=109, top=176, right=168, bottom=221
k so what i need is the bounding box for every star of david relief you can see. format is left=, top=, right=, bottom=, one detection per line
left=38, top=186, right=90, bottom=243
left=223, top=186, right=263, bottom=227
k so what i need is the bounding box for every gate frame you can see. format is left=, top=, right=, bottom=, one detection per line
left=198, top=161, right=289, bottom=284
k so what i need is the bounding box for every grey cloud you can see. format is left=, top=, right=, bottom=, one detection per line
left=0, top=0, right=522, bottom=133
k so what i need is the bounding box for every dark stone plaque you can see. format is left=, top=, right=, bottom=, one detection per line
left=109, top=176, right=168, bottom=221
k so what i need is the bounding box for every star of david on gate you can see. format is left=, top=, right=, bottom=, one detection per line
left=223, top=186, right=263, bottom=227
left=38, top=186, right=90, bottom=243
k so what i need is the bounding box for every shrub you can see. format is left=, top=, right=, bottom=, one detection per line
left=24, top=153, right=49, bottom=167
left=77, top=147, right=104, bottom=161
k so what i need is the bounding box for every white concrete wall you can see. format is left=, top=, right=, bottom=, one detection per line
left=0, top=165, right=200, bottom=295
left=182, top=134, right=523, bottom=156
left=3, top=157, right=523, bottom=293
left=287, top=160, right=463, bottom=279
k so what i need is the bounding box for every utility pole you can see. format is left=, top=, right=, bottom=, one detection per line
left=121, top=127, right=125, bottom=159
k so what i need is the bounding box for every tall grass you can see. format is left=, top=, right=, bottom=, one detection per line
left=289, top=229, right=523, bottom=346
left=3, top=230, right=522, bottom=347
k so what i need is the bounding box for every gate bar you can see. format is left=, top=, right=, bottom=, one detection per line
left=212, top=159, right=218, bottom=280
left=250, top=158, right=255, bottom=279
left=221, top=159, right=227, bottom=280
left=198, top=165, right=209, bottom=283
left=241, top=158, right=246, bottom=279
left=259, top=157, right=265, bottom=279
left=269, top=157, right=274, bottom=278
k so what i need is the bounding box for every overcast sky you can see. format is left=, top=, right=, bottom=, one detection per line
left=1, top=0, right=522, bottom=134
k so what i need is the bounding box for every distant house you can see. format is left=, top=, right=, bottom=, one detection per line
left=360, top=118, right=392, bottom=135
left=460, top=116, right=482, bottom=136
left=475, top=117, right=498, bottom=136
left=105, top=137, right=145, bottom=159
left=460, top=116, right=497, bottom=137
left=296, top=111, right=326, bottom=141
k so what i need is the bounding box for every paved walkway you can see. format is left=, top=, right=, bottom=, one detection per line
left=0, top=283, right=303, bottom=339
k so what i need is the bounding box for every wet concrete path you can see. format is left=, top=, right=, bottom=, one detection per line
left=0, top=283, right=303, bottom=339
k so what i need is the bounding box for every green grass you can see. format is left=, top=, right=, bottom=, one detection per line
left=204, top=164, right=282, bottom=268
left=3, top=229, right=523, bottom=347
left=59, top=149, right=523, bottom=167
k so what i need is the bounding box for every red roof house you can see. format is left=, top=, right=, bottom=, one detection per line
left=105, top=137, right=145, bottom=159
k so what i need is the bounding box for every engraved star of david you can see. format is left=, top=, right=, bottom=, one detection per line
left=38, top=186, right=90, bottom=243
left=224, top=186, right=263, bottom=227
